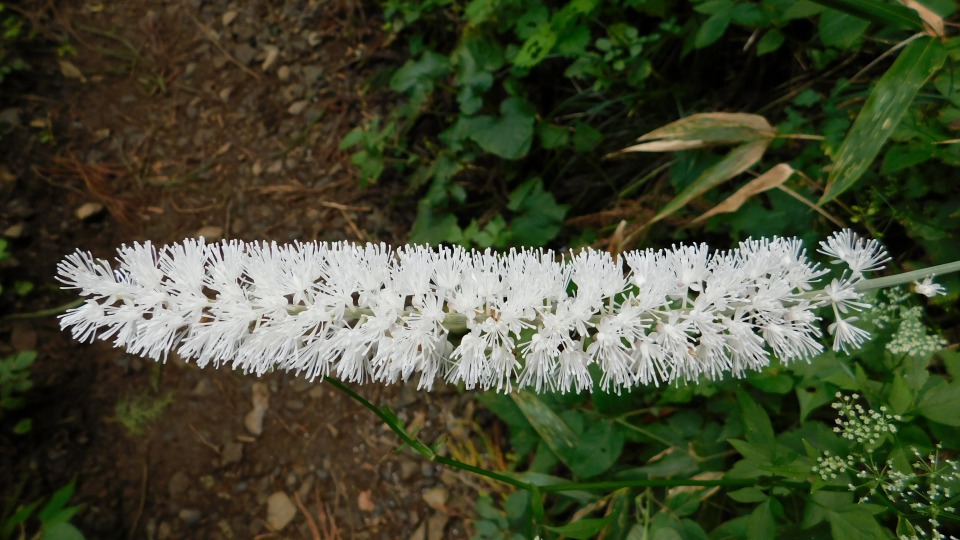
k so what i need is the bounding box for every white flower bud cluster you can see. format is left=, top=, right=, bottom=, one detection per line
left=831, top=392, right=900, bottom=446
left=57, top=231, right=892, bottom=393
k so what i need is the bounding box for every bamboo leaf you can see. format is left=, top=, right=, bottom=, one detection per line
left=511, top=391, right=578, bottom=466
left=688, top=163, right=794, bottom=225
left=646, top=139, right=769, bottom=227
left=820, top=37, right=946, bottom=204
left=809, top=0, right=923, bottom=30
left=618, top=112, right=775, bottom=153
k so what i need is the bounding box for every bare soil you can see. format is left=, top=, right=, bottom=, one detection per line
left=0, top=1, right=493, bottom=538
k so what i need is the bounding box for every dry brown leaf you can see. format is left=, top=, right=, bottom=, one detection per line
left=688, top=163, right=794, bottom=226
left=617, top=112, right=775, bottom=155
left=900, top=0, right=945, bottom=37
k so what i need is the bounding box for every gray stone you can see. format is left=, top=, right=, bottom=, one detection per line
left=233, top=43, right=257, bottom=66
left=221, top=442, right=243, bottom=466
left=168, top=471, right=190, bottom=499
left=179, top=508, right=202, bottom=526
left=265, top=492, right=297, bottom=531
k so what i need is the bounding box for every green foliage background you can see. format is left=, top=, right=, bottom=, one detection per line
left=344, top=0, right=960, bottom=537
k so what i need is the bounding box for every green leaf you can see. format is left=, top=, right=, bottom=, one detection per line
left=513, top=24, right=557, bottom=67
left=737, top=390, right=775, bottom=446
left=545, top=515, right=613, bottom=539
left=573, top=122, right=604, bottom=153
left=826, top=506, right=888, bottom=540
left=409, top=202, right=462, bottom=245
left=756, top=29, right=785, bottom=55
left=538, top=122, right=570, bottom=149
left=390, top=51, right=451, bottom=95
left=820, top=37, right=947, bottom=204
left=37, top=482, right=78, bottom=526
left=881, top=142, right=934, bottom=175
left=464, top=97, right=536, bottom=160
left=695, top=12, right=731, bottom=49
left=747, top=499, right=777, bottom=540
left=809, top=0, right=923, bottom=30
left=568, top=420, right=624, bottom=478
left=728, top=487, right=768, bottom=503
left=622, top=112, right=775, bottom=152
left=917, top=378, right=960, bottom=426
left=13, top=417, right=31, bottom=434
left=647, top=139, right=769, bottom=227
left=511, top=391, right=578, bottom=466
left=818, top=8, right=870, bottom=49
left=506, top=178, right=568, bottom=246
left=41, top=522, right=85, bottom=540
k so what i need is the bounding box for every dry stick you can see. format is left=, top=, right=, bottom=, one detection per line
left=294, top=491, right=323, bottom=540
left=128, top=462, right=148, bottom=540
left=186, top=12, right=260, bottom=81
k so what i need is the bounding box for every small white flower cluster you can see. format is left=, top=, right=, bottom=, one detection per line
left=831, top=392, right=900, bottom=446
left=870, top=288, right=947, bottom=358
left=57, top=231, right=892, bottom=393
left=813, top=394, right=959, bottom=540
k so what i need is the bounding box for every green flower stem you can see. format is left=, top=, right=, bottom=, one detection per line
left=325, top=377, right=536, bottom=494
left=855, top=260, right=960, bottom=291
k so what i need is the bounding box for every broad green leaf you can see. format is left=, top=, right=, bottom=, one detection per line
left=917, top=378, right=960, bottom=426
left=738, top=390, right=775, bottom=446
left=538, top=122, right=570, bottom=149
left=41, top=522, right=85, bottom=540
left=809, top=0, right=923, bottom=30
left=511, top=391, right=578, bottom=466
left=568, top=420, right=624, bottom=478
left=818, top=8, right=870, bottom=49
left=647, top=139, right=769, bottom=227
left=826, top=506, right=888, bottom=540
left=747, top=499, right=776, bottom=540
left=820, top=37, right=946, bottom=204
left=545, top=515, right=613, bottom=539
left=409, top=202, right=462, bottom=244
left=389, top=51, right=451, bottom=95
left=463, top=97, right=536, bottom=159
left=513, top=24, right=557, bottom=67
left=573, top=122, right=604, bottom=153
left=507, top=178, right=568, bottom=246
left=756, top=29, right=785, bottom=55
left=695, top=12, right=731, bottom=48
left=728, top=487, right=768, bottom=503
left=620, top=112, right=775, bottom=153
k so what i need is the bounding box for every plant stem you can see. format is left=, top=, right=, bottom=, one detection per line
left=855, top=260, right=960, bottom=291
left=325, top=377, right=536, bottom=493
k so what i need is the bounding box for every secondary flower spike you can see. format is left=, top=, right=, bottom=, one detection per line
left=57, top=231, right=892, bottom=393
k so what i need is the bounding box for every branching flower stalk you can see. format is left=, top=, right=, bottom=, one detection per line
left=57, top=230, right=954, bottom=394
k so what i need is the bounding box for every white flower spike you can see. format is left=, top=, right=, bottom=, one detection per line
left=55, top=230, right=942, bottom=393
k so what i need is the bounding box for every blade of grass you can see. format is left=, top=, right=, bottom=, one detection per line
left=645, top=139, right=769, bottom=228
left=819, top=36, right=946, bottom=205
left=809, top=0, right=923, bottom=30
left=511, top=391, right=578, bottom=467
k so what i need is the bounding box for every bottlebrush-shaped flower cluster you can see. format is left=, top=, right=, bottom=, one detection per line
left=57, top=231, right=891, bottom=393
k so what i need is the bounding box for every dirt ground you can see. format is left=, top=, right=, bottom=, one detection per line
left=1, top=1, right=496, bottom=538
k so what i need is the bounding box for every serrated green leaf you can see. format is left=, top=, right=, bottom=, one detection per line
left=390, top=51, right=451, bottom=95
left=826, top=506, right=888, bottom=540
left=820, top=37, right=947, bottom=204
left=917, top=378, right=960, bottom=426
left=463, top=97, right=536, bottom=159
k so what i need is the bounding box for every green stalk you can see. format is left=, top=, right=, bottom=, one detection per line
left=325, top=377, right=536, bottom=494
left=855, top=260, right=960, bottom=292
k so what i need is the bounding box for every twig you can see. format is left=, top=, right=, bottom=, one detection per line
left=186, top=12, right=260, bottom=81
